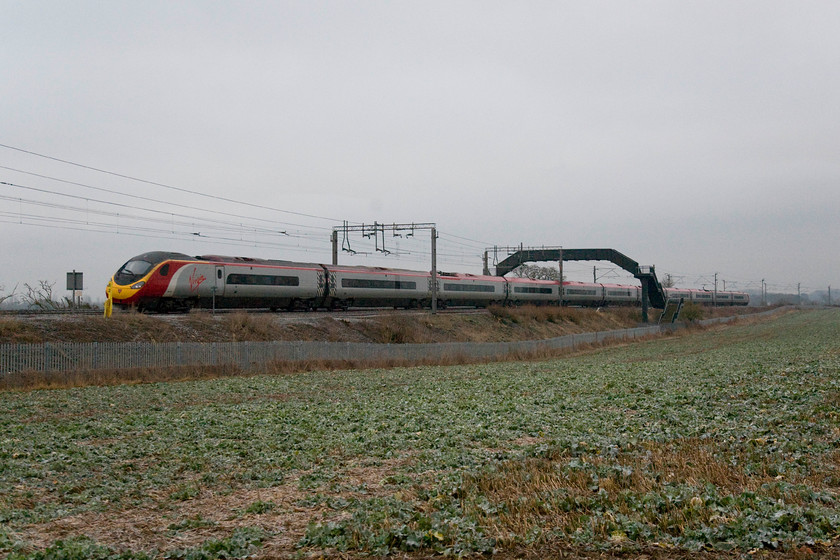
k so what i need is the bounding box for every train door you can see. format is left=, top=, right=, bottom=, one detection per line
left=214, top=266, right=225, bottom=298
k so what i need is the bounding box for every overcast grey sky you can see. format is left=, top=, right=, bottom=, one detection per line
left=2, top=1, right=838, bottom=301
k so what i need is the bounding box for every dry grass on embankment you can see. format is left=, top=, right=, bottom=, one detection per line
left=1, top=304, right=766, bottom=345
left=0, top=305, right=651, bottom=345
left=0, top=305, right=770, bottom=391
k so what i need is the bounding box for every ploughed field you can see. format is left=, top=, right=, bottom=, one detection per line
left=1, top=309, right=839, bottom=559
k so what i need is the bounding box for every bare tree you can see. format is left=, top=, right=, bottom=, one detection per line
left=661, top=273, right=676, bottom=288
left=511, top=264, right=563, bottom=281
left=0, top=283, right=17, bottom=307
left=21, top=280, right=70, bottom=310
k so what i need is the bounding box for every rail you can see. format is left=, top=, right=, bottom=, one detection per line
left=0, top=308, right=102, bottom=317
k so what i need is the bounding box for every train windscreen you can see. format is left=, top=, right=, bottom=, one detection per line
left=113, top=252, right=194, bottom=285
left=114, top=259, right=153, bottom=284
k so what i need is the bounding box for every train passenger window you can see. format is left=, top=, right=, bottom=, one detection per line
left=444, top=283, right=495, bottom=292
left=513, top=286, right=553, bottom=294
left=227, top=273, right=300, bottom=286
left=341, top=279, right=416, bottom=290
left=217, top=269, right=223, bottom=279
left=159, top=264, right=170, bottom=277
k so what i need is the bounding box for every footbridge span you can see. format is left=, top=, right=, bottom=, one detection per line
left=486, top=247, right=667, bottom=322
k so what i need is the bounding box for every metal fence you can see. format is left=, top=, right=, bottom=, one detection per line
left=0, top=308, right=787, bottom=377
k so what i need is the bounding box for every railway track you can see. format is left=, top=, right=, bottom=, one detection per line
left=0, top=307, right=487, bottom=319
left=0, top=308, right=102, bottom=317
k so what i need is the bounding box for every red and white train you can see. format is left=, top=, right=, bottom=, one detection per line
left=107, top=251, right=749, bottom=312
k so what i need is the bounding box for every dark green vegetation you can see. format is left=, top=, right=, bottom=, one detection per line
left=1, top=310, right=839, bottom=558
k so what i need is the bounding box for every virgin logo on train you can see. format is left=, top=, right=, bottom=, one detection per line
left=189, top=268, right=207, bottom=292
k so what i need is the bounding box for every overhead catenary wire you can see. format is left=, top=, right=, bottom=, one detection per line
left=1, top=145, right=504, bottom=271
left=0, top=196, right=307, bottom=241
left=437, top=230, right=494, bottom=248
left=0, top=181, right=324, bottom=240
left=0, top=164, right=335, bottom=232
left=0, top=143, right=345, bottom=224
left=0, top=147, right=493, bottom=265
left=1, top=179, right=484, bottom=269
left=1, top=155, right=487, bottom=268
left=0, top=216, right=332, bottom=256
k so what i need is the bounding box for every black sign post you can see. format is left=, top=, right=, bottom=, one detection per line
left=66, top=271, right=83, bottom=308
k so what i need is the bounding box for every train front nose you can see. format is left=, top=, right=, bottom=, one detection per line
left=109, top=278, right=147, bottom=306
left=110, top=255, right=156, bottom=306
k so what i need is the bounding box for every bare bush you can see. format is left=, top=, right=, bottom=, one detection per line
left=681, top=301, right=705, bottom=322
left=223, top=312, right=278, bottom=341
left=489, top=304, right=589, bottom=325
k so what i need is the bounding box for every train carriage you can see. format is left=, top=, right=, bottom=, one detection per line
left=200, top=256, right=325, bottom=310
left=438, top=272, right=508, bottom=307
left=562, top=281, right=604, bottom=306
left=731, top=292, right=749, bottom=306
left=601, top=283, right=641, bottom=306
left=713, top=292, right=732, bottom=305
left=691, top=290, right=714, bottom=304
left=664, top=288, right=692, bottom=302
left=505, top=277, right=560, bottom=305
left=324, top=265, right=430, bottom=309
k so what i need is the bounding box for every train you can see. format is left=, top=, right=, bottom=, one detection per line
left=107, top=251, right=750, bottom=312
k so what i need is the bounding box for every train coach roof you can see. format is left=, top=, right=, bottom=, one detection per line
left=439, top=271, right=507, bottom=281
left=134, top=251, right=198, bottom=263
left=197, top=255, right=322, bottom=268
left=324, top=264, right=431, bottom=275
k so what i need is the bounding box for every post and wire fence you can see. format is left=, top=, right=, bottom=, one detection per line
left=1, top=310, right=787, bottom=382
left=2, top=327, right=662, bottom=378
